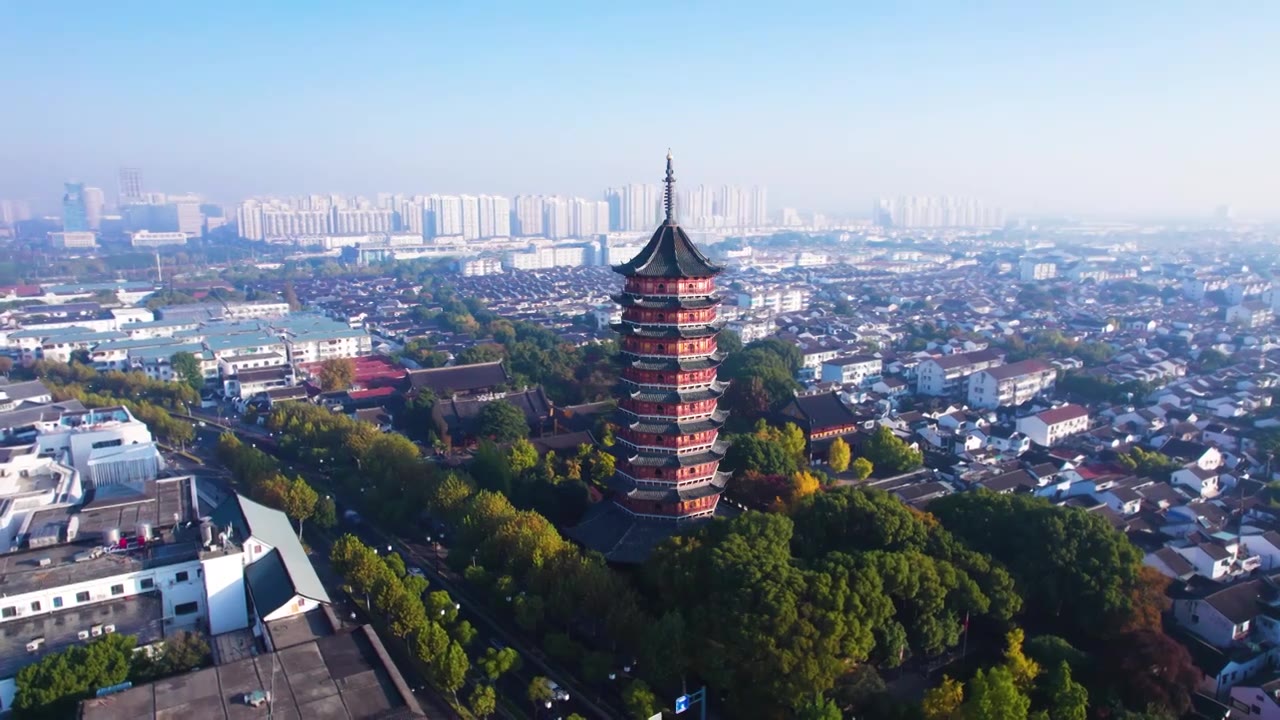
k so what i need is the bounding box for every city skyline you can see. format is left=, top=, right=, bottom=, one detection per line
left=2, top=3, right=1278, bottom=219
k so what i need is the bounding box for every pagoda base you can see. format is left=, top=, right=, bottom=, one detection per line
left=566, top=500, right=731, bottom=564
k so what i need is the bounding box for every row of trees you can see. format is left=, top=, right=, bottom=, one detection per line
left=328, top=535, right=483, bottom=709
left=216, top=432, right=335, bottom=536
left=923, top=630, right=1088, bottom=720
left=15, top=631, right=209, bottom=719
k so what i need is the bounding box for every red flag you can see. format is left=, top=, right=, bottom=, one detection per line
left=963, top=611, right=970, bottom=633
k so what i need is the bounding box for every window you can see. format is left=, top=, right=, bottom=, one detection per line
left=75, top=591, right=90, bottom=603
left=1, top=607, right=15, bottom=619
left=1253, top=707, right=1263, bottom=716
left=52, top=597, right=63, bottom=609
left=110, top=584, right=124, bottom=596
left=175, top=571, right=189, bottom=583
left=140, top=578, right=154, bottom=590
left=30, top=601, right=40, bottom=612
left=174, top=601, right=198, bottom=616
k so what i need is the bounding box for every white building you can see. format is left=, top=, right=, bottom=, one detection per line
left=478, top=195, right=511, bottom=238
left=48, top=231, right=98, bottom=249
left=967, top=359, right=1057, bottom=409
left=0, top=482, right=331, bottom=709
left=1016, top=404, right=1089, bottom=446
left=820, top=355, right=883, bottom=386
left=130, top=231, right=188, bottom=247
left=460, top=258, right=504, bottom=277
left=1019, top=258, right=1057, bottom=281
left=736, top=288, right=807, bottom=314
left=1228, top=302, right=1274, bottom=328
left=916, top=349, right=1005, bottom=396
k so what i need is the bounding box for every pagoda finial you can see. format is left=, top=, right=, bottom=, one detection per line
left=664, top=149, right=676, bottom=223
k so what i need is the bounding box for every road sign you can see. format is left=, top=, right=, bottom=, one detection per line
left=675, top=694, right=690, bottom=713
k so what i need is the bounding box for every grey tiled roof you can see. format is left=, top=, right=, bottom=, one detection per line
left=612, top=222, right=723, bottom=279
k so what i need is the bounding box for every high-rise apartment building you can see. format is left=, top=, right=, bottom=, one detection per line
left=675, top=184, right=768, bottom=228
left=459, top=195, right=480, bottom=240
left=426, top=195, right=463, bottom=238
left=83, top=187, right=105, bottom=229
left=543, top=197, right=569, bottom=239
left=62, top=182, right=89, bottom=232
left=118, top=167, right=143, bottom=206
left=397, top=198, right=425, bottom=236
left=478, top=195, right=511, bottom=238
left=873, top=196, right=1004, bottom=228
left=0, top=200, right=31, bottom=227
left=570, top=198, right=609, bottom=237
left=238, top=201, right=264, bottom=240
left=514, top=195, right=545, bottom=236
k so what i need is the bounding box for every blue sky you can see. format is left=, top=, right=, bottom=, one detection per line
left=2, top=1, right=1276, bottom=218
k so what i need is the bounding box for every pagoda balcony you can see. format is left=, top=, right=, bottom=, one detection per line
left=612, top=292, right=721, bottom=310
left=620, top=393, right=724, bottom=419
left=616, top=437, right=728, bottom=459
left=619, top=336, right=719, bottom=357
left=620, top=307, right=720, bottom=326
left=621, top=352, right=725, bottom=373
left=615, top=435, right=721, bottom=455
left=612, top=321, right=725, bottom=340
left=621, top=367, right=719, bottom=388
left=623, top=277, right=716, bottom=297
left=614, top=468, right=732, bottom=489
left=615, top=407, right=728, bottom=432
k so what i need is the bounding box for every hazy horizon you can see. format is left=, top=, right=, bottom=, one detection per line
left=2, top=2, right=1277, bottom=220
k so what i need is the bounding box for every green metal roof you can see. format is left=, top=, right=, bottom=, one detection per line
left=211, top=494, right=330, bottom=612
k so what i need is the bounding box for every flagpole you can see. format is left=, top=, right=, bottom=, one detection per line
left=962, top=611, right=970, bottom=659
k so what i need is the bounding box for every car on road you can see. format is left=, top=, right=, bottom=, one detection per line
left=489, top=637, right=506, bottom=651
left=407, top=566, right=425, bottom=578
left=544, top=679, right=570, bottom=702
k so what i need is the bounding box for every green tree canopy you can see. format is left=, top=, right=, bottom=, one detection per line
left=476, top=400, right=529, bottom=442
left=862, top=425, right=923, bottom=475
left=170, top=351, right=204, bottom=392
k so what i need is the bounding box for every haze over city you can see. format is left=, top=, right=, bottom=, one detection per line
left=3, top=1, right=1278, bottom=219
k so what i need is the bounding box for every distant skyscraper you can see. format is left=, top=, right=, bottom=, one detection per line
left=238, top=200, right=264, bottom=240
left=543, top=197, right=569, bottom=239
left=426, top=195, right=463, bottom=237
left=62, top=182, right=89, bottom=232
left=514, top=195, right=545, bottom=236
left=83, top=187, right=105, bottom=229
left=478, top=195, right=511, bottom=238
left=873, top=195, right=1003, bottom=228
left=118, top=167, right=143, bottom=206
left=619, top=184, right=659, bottom=231
left=459, top=195, right=480, bottom=240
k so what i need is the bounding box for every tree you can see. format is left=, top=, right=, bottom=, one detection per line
left=923, top=676, right=964, bottom=720
left=283, top=475, right=319, bottom=538
left=1003, top=629, right=1040, bottom=692
left=479, top=646, right=521, bottom=681
left=622, top=679, right=660, bottom=720
left=528, top=676, right=555, bottom=713
left=469, top=684, right=497, bottom=719
left=863, top=425, right=923, bottom=474
left=15, top=633, right=138, bottom=719
left=313, top=494, right=337, bottom=529
left=1100, top=630, right=1199, bottom=716
left=477, top=400, right=529, bottom=442
left=828, top=436, right=851, bottom=473
left=433, top=640, right=469, bottom=701
left=962, top=666, right=1030, bottom=720
left=318, top=357, right=357, bottom=392
left=1044, top=662, right=1088, bottom=720
left=507, top=437, right=539, bottom=475
left=797, top=692, right=843, bottom=720
left=170, top=351, right=204, bottom=392
left=283, top=281, right=301, bottom=311
left=850, top=457, right=874, bottom=481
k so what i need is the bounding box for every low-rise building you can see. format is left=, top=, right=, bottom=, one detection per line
left=1016, top=404, right=1089, bottom=446
left=967, top=359, right=1057, bottom=409
left=915, top=348, right=1005, bottom=396
left=820, top=355, right=883, bottom=386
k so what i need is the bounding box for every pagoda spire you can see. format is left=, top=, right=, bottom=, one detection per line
left=664, top=149, right=676, bottom=224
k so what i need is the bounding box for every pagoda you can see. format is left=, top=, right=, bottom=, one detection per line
left=568, top=152, right=730, bottom=563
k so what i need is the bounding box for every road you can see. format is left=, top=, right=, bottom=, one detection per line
left=181, top=405, right=615, bottom=719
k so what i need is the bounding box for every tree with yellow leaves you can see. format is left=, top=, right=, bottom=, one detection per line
left=827, top=436, right=851, bottom=473
left=1003, top=628, right=1041, bottom=692
left=791, top=471, right=822, bottom=504
left=922, top=675, right=964, bottom=720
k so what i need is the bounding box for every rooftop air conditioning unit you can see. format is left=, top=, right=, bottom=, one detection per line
left=90, top=625, right=103, bottom=637
left=103, top=624, right=116, bottom=634
left=77, top=630, right=90, bottom=641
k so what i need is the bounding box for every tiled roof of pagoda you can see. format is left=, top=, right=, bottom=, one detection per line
left=611, top=222, right=723, bottom=279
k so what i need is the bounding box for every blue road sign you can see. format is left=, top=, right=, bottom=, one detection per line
left=676, top=694, right=690, bottom=714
